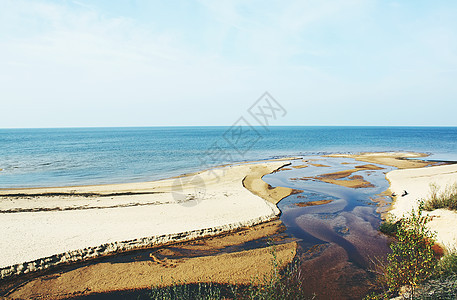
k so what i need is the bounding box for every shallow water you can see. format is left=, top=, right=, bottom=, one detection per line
left=263, top=156, right=394, bottom=299
left=66, top=156, right=396, bottom=299
left=60, top=156, right=395, bottom=299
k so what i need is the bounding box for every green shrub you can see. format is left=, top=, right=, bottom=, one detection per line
left=379, top=218, right=400, bottom=236
left=424, top=183, right=457, bottom=211
left=363, top=292, right=389, bottom=300
left=436, top=251, right=457, bottom=278
left=148, top=282, right=223, bottom=300
left=370, top=205, right=457, bottom=299
left=383, top=204, right=438, bottom=295
left=414, top=275, right=457, bottom=299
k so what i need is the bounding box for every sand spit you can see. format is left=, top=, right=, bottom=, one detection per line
left=387, top=163, right=457, bottom=249
left=243, top=164, right=293, bottom=205
left=295, top=164, right=384, bottom=189
left=308, top=163, right=330, bottom=168
left=295, top=200, right=333, bottom=207
left=326, top=152, right=434, bottom=169
left=0, top=160, right=294, bottom=280
left=292, top=165, right=308, bottom=169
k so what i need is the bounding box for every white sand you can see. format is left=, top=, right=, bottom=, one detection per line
left=387, top=163, right=457, bottom=249
left=0, top=161, right=289, bottom=273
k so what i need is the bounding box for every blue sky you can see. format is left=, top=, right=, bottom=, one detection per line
left=1, top=0, right=456, bottom=127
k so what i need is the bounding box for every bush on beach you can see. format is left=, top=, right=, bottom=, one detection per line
left=383, top=205, right=437, bottom=293
left=370, top=204, right=438, bottom=299
left=436, top=250, right=457, bottom=277
left=379, top=217, right=400, bottom=236
left=424, top=183, right=457, bottom=211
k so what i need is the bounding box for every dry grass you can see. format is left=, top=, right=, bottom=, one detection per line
left=424, top=183, right=457, bottom=211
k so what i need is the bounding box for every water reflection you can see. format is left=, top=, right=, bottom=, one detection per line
left=263, top=156, right=393, bottom=299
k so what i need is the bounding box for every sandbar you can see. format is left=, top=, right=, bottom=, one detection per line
left=295, top=200, right=333, bottom=207
left=298, top=164, right=384, bottom=189
left=309, top=163, right=330, bottom=168
left=326, top=152, right=434, bottom=169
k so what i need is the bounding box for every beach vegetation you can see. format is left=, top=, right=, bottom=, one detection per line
left=401, top=251, right=457, bottom=299
left=412, top=275, right=457, bottom=299
left=424, top=183, right=457, bottom=211
left=371, top=204, right=438, bottom=298
left=435, top=250, right=457, bottom=278
left=384, top=205, right=437, bottom=293
left=378, top=217, right=400, bottom=236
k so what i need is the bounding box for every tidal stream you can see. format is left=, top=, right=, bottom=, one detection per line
left=263, top=156, right=394, bottom=299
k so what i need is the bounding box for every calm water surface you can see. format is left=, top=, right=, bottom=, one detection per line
left=1, top=126, right=457, bottom=188
left=264, top=156, right=394, bottom=299
left=1, top=126, right=456, bottom=299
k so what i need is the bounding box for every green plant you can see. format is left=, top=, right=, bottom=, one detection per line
left=147, top=282, right=224, bottom=300
left=424, top=183, right=457, bottom=211
left=363, top=291, right=389, bottom=300
left=436, top=251, right=457, bottom=277
left=379, top=217, right=400, bottom=236
left=383, top=203, right=438, bottom=296
left=414, top=275, right=457, bottom=299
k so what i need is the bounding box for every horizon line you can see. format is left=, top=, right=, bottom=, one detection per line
left=1, top=125, right=457, bottom=130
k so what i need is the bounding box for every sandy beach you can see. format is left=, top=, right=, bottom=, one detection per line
left=0, top=159, right=295, bottom=280
left=2, top=151, right=457, bottom=299
left=387, top=163, right=457, bottom=248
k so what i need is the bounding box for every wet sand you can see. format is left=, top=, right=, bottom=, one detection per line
left=3, top=221, right=296, bottom=299
left=326, top=152, right=435, bottom=169
left=308, top=163, right=330, bottom=168
left=295, top=200, right=333, bottom=207
left=293, top=164, right=385, bottom=189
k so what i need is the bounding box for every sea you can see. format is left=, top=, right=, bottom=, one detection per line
left=1, top=126, right=457, bottom=188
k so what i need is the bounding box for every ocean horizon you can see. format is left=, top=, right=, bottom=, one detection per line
left=1, top=126, right=457, bottom=188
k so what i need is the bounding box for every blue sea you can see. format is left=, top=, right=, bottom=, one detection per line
left=1, top=126, right=457, bottom=188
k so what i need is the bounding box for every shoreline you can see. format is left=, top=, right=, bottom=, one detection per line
left=0, top=156, right=301, bottom=191
left=3, top=151, right=457, bottom=299
left=0, top=159, right=297, bottom=280
left=386, top=163, right=457, bottom=249
left=339, top=151, right=457, bottom=250
left=0, top=152, right=443, bottom=275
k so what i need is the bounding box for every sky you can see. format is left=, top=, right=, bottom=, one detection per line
left=0, top=0, right=456, bottom=128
